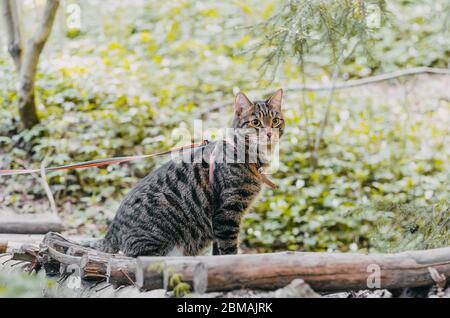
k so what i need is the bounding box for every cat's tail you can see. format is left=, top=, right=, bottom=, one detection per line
left=80, top=231, right=120, bottom=254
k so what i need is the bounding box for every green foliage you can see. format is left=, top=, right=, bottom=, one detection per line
left=169, top=272, right=191, bottom=298
left=147, top=263, right=192, bottom=297
left=0, top=272, right=53, bottom=298
left=248, top=0, right=388, bottom=74
left=249, top=0, right=450, bottom=76
left=243, top=86, right=449, bottom=251
left=362, top=200, right=449, bottom=252
left=0, top=0, right=448, bottom=252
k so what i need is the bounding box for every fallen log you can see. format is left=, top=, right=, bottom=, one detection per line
left=0, top=213, right=64, bottom=234
left=42, top=233, right=138, bottom=285
left=0, top=241, right=7, bottom=254
left=4, top=232, right=449, bottom=294
left=136, top=247, right=450, bottom=292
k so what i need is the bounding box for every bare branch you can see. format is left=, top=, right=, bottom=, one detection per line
left=197, top=67, right=450, bottom=116
left=311, top=66, right=340, bottom=167
left=285, top=67, right=450, bottom=92
left=39, top=154, right=58, bottom=216
left=1, top=0, right=23, bottom=70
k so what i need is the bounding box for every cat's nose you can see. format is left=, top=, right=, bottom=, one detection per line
left=267, top=132, right=272, bottom=140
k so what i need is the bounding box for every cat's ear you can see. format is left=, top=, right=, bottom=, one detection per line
left=267, top=88, right=283, bottom=111
left=234, top=92, right=253, bottom=117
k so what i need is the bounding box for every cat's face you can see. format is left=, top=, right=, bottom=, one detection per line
left=232, top=89, right=285, bottom=147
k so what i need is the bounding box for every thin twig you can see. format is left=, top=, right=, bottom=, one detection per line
left=0, top=252, right=12, bottom=259
left=311, top=66, right=340, bottom=167
left=311, top=40, right=359, bottom=167
left=300, top=70, right=312, bottom=149
left=57, top=272, right=72, bottom=284
left=39, top=154, right=58, bottom=215
left=285, top=67, right=450, bottom=92
left=95, top=283, right=112, bottom=293
left=11, top=260, right=27, bottom=267
left=16, top=157, right=58, bottom=215
left=120, top=268, right=138, bottom=288
left=197, top=67, right=450, bottom=116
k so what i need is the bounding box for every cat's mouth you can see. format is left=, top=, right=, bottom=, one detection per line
left=257, top=138, right=278, bottom=146
left=252, top=135, right=279, bottom=146
left=233, top=129, right=280, bottom=147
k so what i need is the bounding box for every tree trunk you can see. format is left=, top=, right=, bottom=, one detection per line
left=1, top=0, right=60, bottom=129
left=17, top=88, right=40, bottom=130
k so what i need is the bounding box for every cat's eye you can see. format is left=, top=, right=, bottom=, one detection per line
left=272, top=118, right=281, bottom=126
left=251, top=119, right=262, bottom=127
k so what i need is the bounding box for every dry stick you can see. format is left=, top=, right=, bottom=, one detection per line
left=300, top=70, right=312, bottom=148
left=107, top=258, right=137, bottom=286
left=197, top=67, right=450, bottom=116
left=119, top=268, right=138, bottom=287
left=311, top=40, right=359, bottom=167
left=285, top=67, right=450, bottom=92
left=0, top=253, right=12, bottom=260
left=15, top=157, right=59, bottom=216
left=39, top=155, right=58, bottom=215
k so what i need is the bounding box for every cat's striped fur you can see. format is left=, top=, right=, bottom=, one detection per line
left=89, top=89, right=284, bottom=257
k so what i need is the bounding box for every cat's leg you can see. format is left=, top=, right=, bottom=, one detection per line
left=124, top=242, right=165, bottom=257
left=122, top=234, right=171, bottom=257
left=212, top=209, right=242, bottom=255
left=166, top=245, right=185, bottom=256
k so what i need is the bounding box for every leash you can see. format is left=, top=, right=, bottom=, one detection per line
left=1, top=138, right=276, bottom=189
left=0, top=140, right=209, bottom=177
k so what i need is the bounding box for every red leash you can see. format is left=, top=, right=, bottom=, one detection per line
left=0, top=140, right=209, bottom=177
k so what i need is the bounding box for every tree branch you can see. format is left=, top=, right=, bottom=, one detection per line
left=1, top=0, right=23, bottom=70
left=197, top=67, right=450, bottom=116
left=311, top=66, right=340, bottom=167
left=285, top=67, right=450, bottom=92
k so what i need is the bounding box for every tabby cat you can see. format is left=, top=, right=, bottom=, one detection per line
left=89, top=89, right=285, bottom=257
